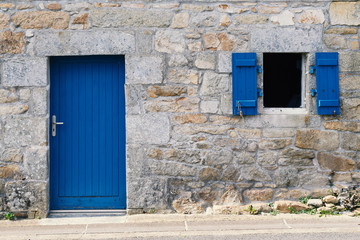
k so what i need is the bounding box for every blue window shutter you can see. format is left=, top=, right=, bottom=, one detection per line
left=232, top=53, right=258, bottom=115
left=315, top=52, right=340, bottom=115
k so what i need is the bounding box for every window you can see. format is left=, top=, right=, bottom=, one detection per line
left=232, top=52, right=339, bottom=116
left=263, top=53, right=303, bottom=108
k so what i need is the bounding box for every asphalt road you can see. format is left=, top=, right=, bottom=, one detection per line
left=1, top=214, right=360, bottom=240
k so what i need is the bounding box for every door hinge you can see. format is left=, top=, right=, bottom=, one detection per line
left=310, top=66, right=316, bottom=74
left=311, top=88, right=317, bottom=97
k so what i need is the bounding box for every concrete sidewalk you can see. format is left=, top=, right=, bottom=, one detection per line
left=1, top=214, right=360, bottom=240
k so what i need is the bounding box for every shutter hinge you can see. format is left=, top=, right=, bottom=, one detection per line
left=311, top=88, right=317, bottom=97
left=257, top=66, right=262, bottom=73
left=257, top=88, right=262, bottom=97
left=310, top=66, right=316, bottom=74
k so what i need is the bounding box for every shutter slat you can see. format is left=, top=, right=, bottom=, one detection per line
left=319, top=100, right=339, bottom=107
left=235, top=59, right=257, bottom=66
left=232, top=53, right=258, bottom=115
left=318, top=59, right=337, bottom=66
left=315, top=52, right=340, bottom=115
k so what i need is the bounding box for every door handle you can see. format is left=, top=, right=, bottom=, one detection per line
left=52, top=115, right=64, bottom=137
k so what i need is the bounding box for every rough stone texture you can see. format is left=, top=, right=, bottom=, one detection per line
left=218, top=52, right=232, bottom=73
left=298, top=10, right=325, bottom=24
left=200, top=72, right=229, bottom=96
left=27, top=31, right=135, bottom=56
left=251, top=26, right=322, bottom=52
left=274, top=201, right=311, bottom=213
left=126, top=56, right=164, bottom=84
left=198, top=187, right=217, bottom=202
left=92, top=9, right=171, bottom=28
left=173, top=124, right=229, bottom=135
left=191, top=12, right=218, bottom=27
left=295, top=130, right=339, bottom=151
left=325, top=28, right=358, bottom=35
left=234, top=15, right=268, bottom=24
left=46, top=3, right=62, bottom=10
left=24, top=147, right=48, bottom=180
left=17, top=4, right=34, bottom=10
left=172, top=114, right=206, bottom=124
left=172, top=198, right=203, bottom=214
left=167, top=69, right=198, bottom=84
left=280, top=148, right=315, bottom=160
left=241, top=166, right=272, bottom=182
left=263, top=129, right=295, bottom=138
left=0, top=104, right=28, bottom=115
left=259, top=139, right=292, bottom=150
left=322, top=195, right=338, bottom=204
left=3, top=58, right=47, bottom=87
left=349, top=40, right=359, bottom=50
left=64, top=3, right=91, bottom=12
left=275, top=189, right=310, bottom=200
left=257, top=151, right=277, bottom=167
left=126, top=114, right=169, bottom=145
left=30, top=88, right=48, bottom=115
left=311, top=189, right=333, bottom=198
left=339, top=52, right=360, bottom=72
left=5, top=181, right=48, bottom=217
left=274, top=168, right=298, bottom=188
left=127, top=178, right=168, bottom=209
left=145, top=97, right=200, bottom=113
left=207, top=150, right=233, bottom=167
left=168, top=54, right=188, bottom=67
left=12, top=11, right=69, bottom=29
left=0, top=149, right=22, bottom=163
left=165, top=149, right=201, bottom=164
left=0, top=31, right=25, bottom=54
left=194, top=53, right=216, bottom=69
left=172, top=12, right=190, bottom=29
left=324, top=35, right=347, bottom=49
left=199, top=168, right=220, bottom=181
left=150, top=161, right=197, bottom=177
left=0, top=3, right=14, bottom=9
left=258, top=4, right=282, bottom=14
left=0, top=89, right=18, bottom=104
left=72, top=13, right=89, bottom=29
left=340, top=75, right=360, bottom=91
left=137, top=30, right=153, bottom=54
left=1, top=0, right=360, bottom=216
left=342, top=133, right=360, bottom=151
left=0, top=180, right=4, bottom=194
left=3, top=117, right=47, bottom=147
left=182, top=4, right=212, bottom=12
left=155, top=30, right=185, bottom=53
left=298, top=169, right=329, bottom=188
left=220, top=15, right=231, bottom=27
left=329, top=2, right=360, bottom=26
left=147, top=148, right=163, bottom=160
left=0, top=12, right=9, bottom=29
left=270, top=10, right=294, bottom=26
left=243, top=188, right=274, bottom=202
left=220, top=188, right=243, bottom=205
left=200, top=100, right=219, bottom=113
left=147, top=86, right=186, bottom=98
left=0, top=165, right=23, bottom=179
left=324, top=121, right=360, bottom=132
left=307, top=199, right=323, bottom=208
left=342, top=98, right=360, bottom=120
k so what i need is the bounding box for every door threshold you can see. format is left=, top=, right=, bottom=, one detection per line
left=48, top=209, right=127, bottom=218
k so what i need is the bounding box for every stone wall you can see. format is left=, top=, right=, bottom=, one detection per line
left=0, top=0, right=359, bottom=217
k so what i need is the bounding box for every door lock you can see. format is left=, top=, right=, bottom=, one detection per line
left=52, top=115, right=64, bottom=137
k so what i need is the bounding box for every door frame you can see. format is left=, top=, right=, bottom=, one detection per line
left=49, top=55, right=127, bottom=210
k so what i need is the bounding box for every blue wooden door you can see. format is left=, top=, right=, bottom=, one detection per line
left=50, top=56, right=126, bottom=209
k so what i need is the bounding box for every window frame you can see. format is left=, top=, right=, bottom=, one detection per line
left=261, top=53, right=308, bottom=115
